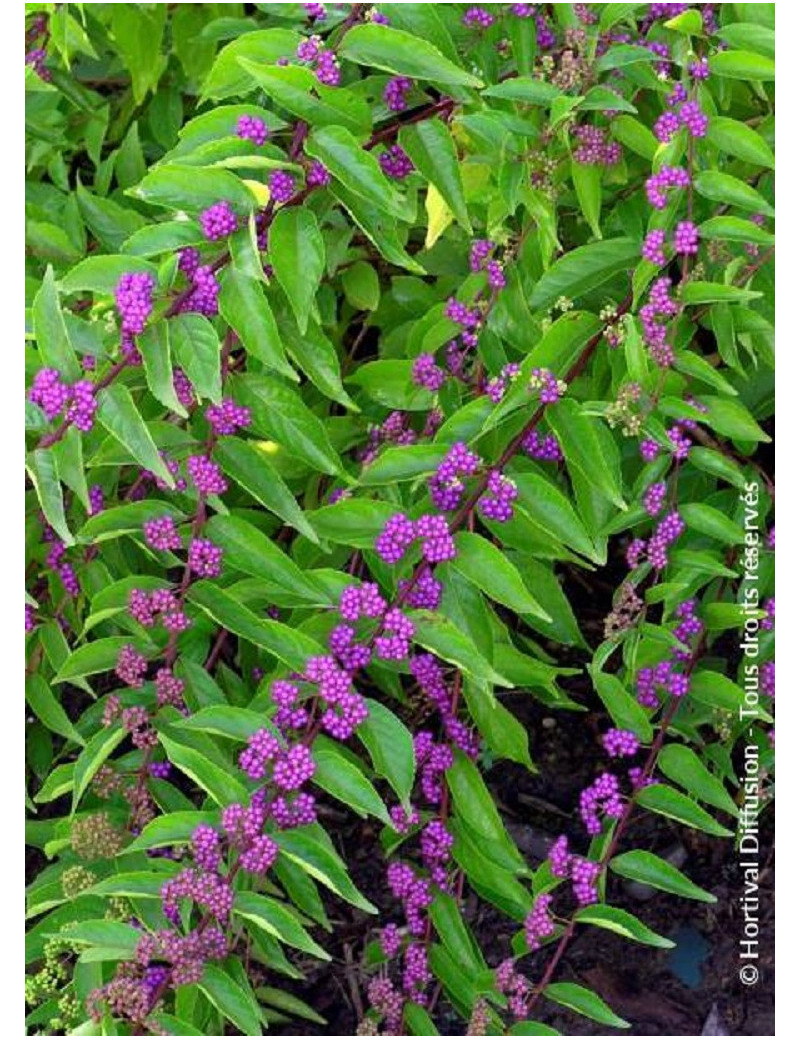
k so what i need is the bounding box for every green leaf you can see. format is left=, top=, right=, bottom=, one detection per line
left=411, top=612, right=513, bottom=688
left=706, top=116, right=775, bottom=169
left=53, top=636, right=144, bottom=684
left=514, top=473, right=600, bottom=561
left=673, top=350, right=737, bottom=396
left=591, top=672, right=653, bottom=742
left=72, top=725, right=126, bottom=811
left=270, top=208, right=325, bottom=333
left=96, top=383, right=175, bottom=488
left=279, top=317, right=356, bottom=409
left=579, top=85, right=638, bottom=115
left=361, top=443, right=448, bottom=485
left=26, top=449, right=73, bottom=546
left=123, top=221, right=206, bottom=257
left=636, top=783, right=733, bottom=837
left=609, top=849, right=716, bottom=902
left=205, top=514, right=326, bottom=604
left=85, top=872, right=177, bottom=900
left=176, top=705, right=275, bottom=743
left=699, top=216, right=774, bottom=246
left=152, top=1015, right=205, bottom=1037
left=132, top=163, right=256, bottom=214
left=544, top=982, right=629, bottom=1029
left=482, top=78, right=560, bottom=104
left=710, top=49, right=775, bottom=81
left=664, top=7, right=704, bottom=33
left=405, top=1003, right=441, bottom=1035
left=275, top=828, right=377, bottom=913
left=347, top=359, right=433, bottom=410
left=170, top=313, right=222, bottom=404
left=187, top=581, right=324, bottom=671
left=199, top=963, right=262, bottom=1037
left=696, top=395, right=770, bottom=443
left=690, top=669, right=769, bottom=719
left=340, top=24, right=483, bottom=88
left=310, top=498, right=397, bottom=548
left=681, top=502, right=744, bottom=543
left=462, top=680, right=535, bottom=772
left=58, top=919, right=141, bottom=953
left=26, top=675, right=84, bottom=745
left=329, top=181, right=425, bottom=274
left=595, top=42, right=659, bottom=71
left=53, top=426, right=90, bottom=512
left=214, top=437, right=318, bottom=542
left=688, top=447, right=746, bottom=489
left=306, top=125, right=405, bottom=219
left=547, top=399, right=626, bottom=509
left=159, top=732, right=250, bottom=807
left=430, top=891, right=486, bottom=974
left=451, top=532, right=551, bottom=620
left=598, top=4, right=646, bottom=34
left=505, top=1023, right=561, bottom=1031
left=219, top=269, right=296, bottom=380
left=716, top=22, right=775, bottom=57
left=507, top=555, right=586, bottom=648
left=77, top=184, right=147, bottom=251
left=528, top=238, right=640, bottom=310
left=127, top=811, right=219, bottom=851
left=60, top=255, right=157, bottom=296
left=80, top=500, right=185, bottom=543
left=571, top=161, right=602, bottom=238
left=237, top=375, right=342, bottom=475
left=202, top=29, right=302, bottom=101
left=575, top=904, right=674, bottom=948
left=357, top=700, right=416, bottom=810
left=33, top=266, right=80, bottom=380
left=399, top=119, right=470, bottom=230
left=110, top=5, right=167, bottom=103
left=312, top=736, right=390, bottom=824
left=234, top=892, right=330, bottom=960
left=658, top=745, right=739, bottom=817
left=34, top=762, right=75, bottom=804
left=237, top=60, right=371, bottom=136
left=255, top=987, right=327, bottom=1026
left=681, top=281, right=761, bottom=305
left=610, top=115, right=658, bottom=160
left=694, top=170, right=773, bottom=216
left=342, top=260, right=381, bottom=311
left=138, top=321, right=186, bottom=417
left=447, top=751, right=525, bottom=871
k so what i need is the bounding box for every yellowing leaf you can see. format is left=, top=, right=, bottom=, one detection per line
left=243, top=179, right=270, bottom=207
left=425, top=184, right=454, bottom=250
left=253, top=439, right=281, bottom=456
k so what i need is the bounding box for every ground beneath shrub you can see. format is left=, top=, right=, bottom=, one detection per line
left=279, top=694, right=775, bottom=1036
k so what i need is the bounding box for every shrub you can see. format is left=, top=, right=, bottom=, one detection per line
left=25, top=3, right=774, bottom=1036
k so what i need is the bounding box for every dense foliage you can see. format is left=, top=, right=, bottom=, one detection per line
left=25, top=2, right=775, bottom=1035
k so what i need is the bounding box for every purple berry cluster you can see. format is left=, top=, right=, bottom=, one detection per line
left=375, top=513, right=457, bottom=565
left=29, top=369, right=97, bottom=431
left=572, top=124, right=622, bottom=166
left=236, top=114, right=268, bottom=145
left=429, top=441, right=481, bottom=511
left=200, top=201, right=239, bottom=241
left=384, top=76, right=413, bottom=112
left=205, top=398, right=251, bottom=436
left=478, top=469, right=518, bottom=523
left=379, top=144, right=414, bottom=180
left=128, top=587, right=190, bottom=632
